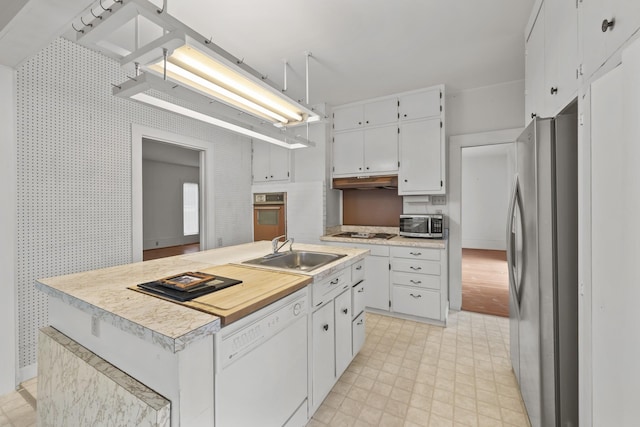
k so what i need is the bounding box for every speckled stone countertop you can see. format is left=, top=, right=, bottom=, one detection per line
left=320, top=226, right=447, bottom=249
left=36, top=241, right=368, bottom=353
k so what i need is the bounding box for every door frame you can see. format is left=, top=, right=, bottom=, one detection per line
left=132, top=124, right=215, bottom=262
left=448, top=127, right=522, bottom=310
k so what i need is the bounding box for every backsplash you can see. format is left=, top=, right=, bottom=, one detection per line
left=342, top=188, right=402, bottom=226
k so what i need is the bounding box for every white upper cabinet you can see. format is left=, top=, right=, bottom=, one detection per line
left=545, top=0, right=578, bottom=116
left=332, top=85, right=445, bottom=193
left=525, top=3, right=545, bottom=124
left=398, top=86, right=446, bottom=195
left=399, top=117, right=443, bottom=194
left=252, top=141, right=290, bottom=183
left=333, top=98, right=397, bottom=131
left=363, top=99, right=398, bottom=126
left=581, top=0, right=640, bottom=81
left=525, top=0, right=578, bottom=124
left=399, top=89, right=441, bottom=120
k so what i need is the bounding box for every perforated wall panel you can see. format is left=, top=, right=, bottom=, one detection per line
left=16, top=38, right=253, bottom=369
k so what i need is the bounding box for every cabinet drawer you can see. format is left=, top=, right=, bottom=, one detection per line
left=392, top=286, right=440, bottom=319
left=391, top=271, right=440, bottom=290
left=352, top=281, right=365, bottom=317
left=313, top=270, right=350, bottom=308
left=352, top=259, right=365, bottom=284
left=391, top=259, right=440, bottom=276
left=391, top=246, right=440, bottom=261
left=352, top=311, right=366, bottom=355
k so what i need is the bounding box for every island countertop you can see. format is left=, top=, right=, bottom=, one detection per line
left=36, top=241, right=368, bottom=353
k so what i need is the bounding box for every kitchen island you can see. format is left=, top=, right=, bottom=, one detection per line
left=35, top=241, right=368, bottom=426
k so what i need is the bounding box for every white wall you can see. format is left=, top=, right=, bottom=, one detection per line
left=142, top=160, right=200, bottom=250
left=446, top=80, right=525, bottom=136
left=461, top=145, right=512, bottom=250
left=14, top=38, right=253, bottom=377
left=0, top=64, right=17, bottom=393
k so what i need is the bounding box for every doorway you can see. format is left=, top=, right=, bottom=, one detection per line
left=460, top=144, right=513, bottom=317
left=448, top=128, right=523, bottom=312
left=141, top=138, right=203, bottom=261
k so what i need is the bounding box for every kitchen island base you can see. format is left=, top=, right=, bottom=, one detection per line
left=38, top=326, right=171, bottom=427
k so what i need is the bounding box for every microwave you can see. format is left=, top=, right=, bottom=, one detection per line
left=399, top=214, right=444, bottom=239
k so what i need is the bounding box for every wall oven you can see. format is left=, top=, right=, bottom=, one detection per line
left=253, top=192, right=286, bottom=242
left=399, top=214, right=444, bottom=238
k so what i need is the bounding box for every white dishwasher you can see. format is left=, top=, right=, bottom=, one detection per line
left=214, top=288, right=309, bottom=427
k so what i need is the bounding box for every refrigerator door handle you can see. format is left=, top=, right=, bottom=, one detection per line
left=507, top=175, right=524, bottom=310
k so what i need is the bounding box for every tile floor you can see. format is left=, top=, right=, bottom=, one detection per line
left=0, top=311, right=529, bottom=427
left=0, top=377, right=36, bottom=427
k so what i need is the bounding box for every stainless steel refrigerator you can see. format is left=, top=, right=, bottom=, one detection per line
left=507, top=113, right=578, bottom=427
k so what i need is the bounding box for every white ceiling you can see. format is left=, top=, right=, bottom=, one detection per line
left=166, top=0, right=536, bottom=106
left=1, top=0, right=535, bottom=107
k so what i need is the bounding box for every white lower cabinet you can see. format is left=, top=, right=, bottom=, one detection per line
left=392, top=286, right=441, bottom=319
left=390, top=246, right=448, bottom=324
left=363, top=245, right=390, bottom=311
left=334, top=289, right=353, bottom=378
left=352, top=311, right=365, bottom=355
left=310, top=263, right=363, bottom=413
left=312, top=301, right=334, bottom=409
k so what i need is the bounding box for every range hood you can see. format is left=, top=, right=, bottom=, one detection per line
left=332, top=175, right=398, bottom=190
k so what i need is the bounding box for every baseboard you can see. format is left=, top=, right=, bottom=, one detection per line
left=18, top=363, right=37, bottom=385
left=462, top=239, right=506, bottom=251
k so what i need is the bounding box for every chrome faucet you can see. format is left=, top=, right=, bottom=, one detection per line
left=271, top=235, right=294, bottom=255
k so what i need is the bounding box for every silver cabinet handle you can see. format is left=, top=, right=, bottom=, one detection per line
left=357, top=320, right=364, bottom=325
left=323, top=324, right=329, bottom=331
left=409, top=252, right=422, bottom=256
left=410, top=280, right=422, bottom=284
left=343, top=284, right=349, bottom=290
left=342, top=308, right=348, bottom=315
left=409, top=293, right=422, bottom=299
left=355, top=265, right=362, bottom=270
left=330, top=278, right=339, bottom=285
left=410, top=266, right=422, bottom=271
left=357, top=288, right=365, bottom=293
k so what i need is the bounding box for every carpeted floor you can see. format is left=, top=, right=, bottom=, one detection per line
left=461, top=249, right=509, bottom=317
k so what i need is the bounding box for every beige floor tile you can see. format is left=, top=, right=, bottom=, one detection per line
left=454, top=393, right=477, bottom=412
left=428, top=413, right=454, bottom=427
left=347, top=386, right=370, bottom=403
left=358, top=405, right=383, bottom=425
left=340, top=397, right=365, bottom=418
left=389, top=387, right=412, bottom=405
left=331, top=410, right=358, bottom=427
left=454, top=406, right=479, bottom=427
left=409, top=393, right=432, bottom=412
left=478, top=414, right=504, bottom=427
left=323, top=391, right=347, bottom=409
left=378, top=412, right=405, bottom=427
left=385, top=398, right=409, bottom=418
left=405, top=406, right=430, bottom=426
left=430, top=399, right=454, bottom=419
left=500, top=407, right=530, bottom=426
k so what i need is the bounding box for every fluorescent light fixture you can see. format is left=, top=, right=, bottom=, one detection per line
left=114, top=72, right=313, bottom=149
left=78, top=0, right=320, bottom=148
left=131, top=93, right=307, bottom=149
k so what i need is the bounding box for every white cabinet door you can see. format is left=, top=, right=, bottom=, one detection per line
left=365, top=254, right=390, bottom=311
left=392, top=286, right=441, bottom=319
left=352, top=312, right=365, bottom=356
left=545, top=0, right=578, bottom=115
left=269, top=145, right=290, bottom=181
left=312, top=301, right=335, bottom=408
left=587, top=37, right=640, bottom=427
left=399, top=89, right=441, bottom=120
left=333, top=131, right=364, bottom=175
left=334, top=289, right=352, bottom=378
left=525, top=3, right=546, bottom=125
left=252, top=142, right=290, bottom=182
left=252, top=141, right=271, bottom=182
left=333, top=104, right=363, bottom=132
left=398, top=118, right=442, bottom=194
left=363, top=98, right=398, bottom=126
left=363, top=125, right=398, bottom=174
left=352, top=280, right=365, bottom=317
left=581, top=0, right=640, bottom=81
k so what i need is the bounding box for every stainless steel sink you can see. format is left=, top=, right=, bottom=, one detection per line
left=243, top=250, right=346, bottom=272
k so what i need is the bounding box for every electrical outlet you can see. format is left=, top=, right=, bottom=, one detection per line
left=91, top=316, right=100, bottom=337
left=432, top=195, right=447, bottom=205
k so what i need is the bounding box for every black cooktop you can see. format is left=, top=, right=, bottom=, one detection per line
left=332, top=232, right=396, bottom=240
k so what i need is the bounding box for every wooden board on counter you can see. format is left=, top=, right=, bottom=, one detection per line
left=130, top=264, right=312, bottom=326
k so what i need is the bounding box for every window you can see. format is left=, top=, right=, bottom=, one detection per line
left=183, top=182, right=199, bottom=236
